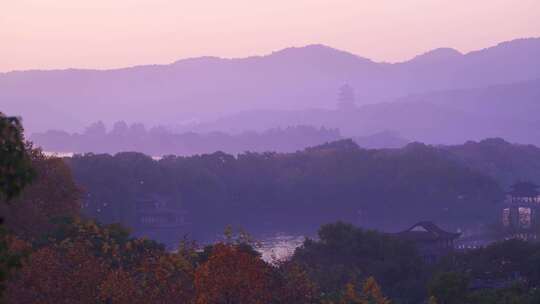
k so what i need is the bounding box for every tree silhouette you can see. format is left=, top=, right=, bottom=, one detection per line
left=195, top=243, right=272, bottom=304
left=0, top=113, right=34, bottom=201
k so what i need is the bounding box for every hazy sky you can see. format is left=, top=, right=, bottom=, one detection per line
left=1, top=0, right=539, bottom=72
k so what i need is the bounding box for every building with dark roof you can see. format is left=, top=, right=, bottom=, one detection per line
left=507, top=181, right=540, bottom=200
left=394, top=221, right=460, bottom=263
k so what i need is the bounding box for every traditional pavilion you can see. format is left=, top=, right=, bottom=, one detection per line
left=395, top=221, right=461, bottom=264
left=501, top=182, right=540, bottom=241
left=134, top=195, right=187, bottom=248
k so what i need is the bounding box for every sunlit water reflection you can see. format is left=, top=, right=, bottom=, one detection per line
left=257, top=234, right=306, bottom=262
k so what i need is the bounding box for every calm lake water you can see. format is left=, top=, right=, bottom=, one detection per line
left=258, top=234, right=307, bottom=262
left=45, top=150, right=308, bottom=261
left=44, top=151, right=163, bottom=160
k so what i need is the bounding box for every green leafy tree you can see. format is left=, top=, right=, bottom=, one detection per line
left=0, top=113, right=35, bottom=298
left=292, top=222, right=426, bottom=303
left=0, top=113, right=34, bottom=201
left=428, top=272, right=469, bottom=304
left=0, top=152, right=81, bottom=239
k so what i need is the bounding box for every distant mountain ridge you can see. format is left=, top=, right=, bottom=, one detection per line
left=2, top=37, right=540, bottom=134
left=408, top=48, right=463, bottom=64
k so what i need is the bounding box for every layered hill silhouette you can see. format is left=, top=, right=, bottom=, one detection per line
left=186, top=77, right=540, bottom=145
left=2, top=38, right=540, bottom=137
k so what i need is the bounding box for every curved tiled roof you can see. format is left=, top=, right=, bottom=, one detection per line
left=508, top=181, right=540, bottom=197
left=395, top=221, right=461, bottom=241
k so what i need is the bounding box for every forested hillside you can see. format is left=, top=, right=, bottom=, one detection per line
left=4, top=114, right=540, bottom=304
left=68, top=140, right=504, bottom=242
left=444, top=138, right=540, bottom=188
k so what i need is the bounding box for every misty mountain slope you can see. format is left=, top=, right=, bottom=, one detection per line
left=0, top=45, right=381, bottom=132
left=30, top=125, right=344, bottom=156
left=30, top=120, right=410, bottom=155
left=444, top=138, right=540, bottom=188
left=353, top=131, right=409, bottom=149
left=2, top=38, right=540, bottom=133
left=392, top=78, right=540, bottom=144
left=189, top=101, right=500, bottom=144
left=391, top=38, right=540, bottom=93
left=397, top=78, right=540, bottom=121
left=195, top=77, right=540, bottom=145
left=2, top=98, right=82, bottom=133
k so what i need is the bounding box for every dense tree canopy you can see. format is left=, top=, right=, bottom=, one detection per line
left=4, top=114, right=540, bottom=303
left=0, top=113, right=35, bottom=298
left=68, top=140, right=503, bottom=243
left=291, top=222, right=426, bottom=303
left=288, top=223, right=540, bottom=304
left=0, top=113, right=34, bottom=202
left=0, top=150, right=81, bottom=239
left=445, top=138, right=540, bottom=188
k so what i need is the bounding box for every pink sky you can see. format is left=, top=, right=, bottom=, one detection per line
left=1, top=0, right=539, bottom=72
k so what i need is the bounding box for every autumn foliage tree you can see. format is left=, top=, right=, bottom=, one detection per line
left=0, top=150, right=81, bottom=240
left=4, top=217, right=197, bottom=304
left=99, top=251, right=195, bottom=304
left=4, top=219, right=117, bottom=303
left=333, top=277, right=390, bottom=304
left=195, top=243, right=272, bottom=304
left=1, top=113, right=393, bottom=304
left=272, top=261, right=320, bottom=304
left=5, top=241, right=109, bottom=303
left=0, top=113, right=197, bottom=304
